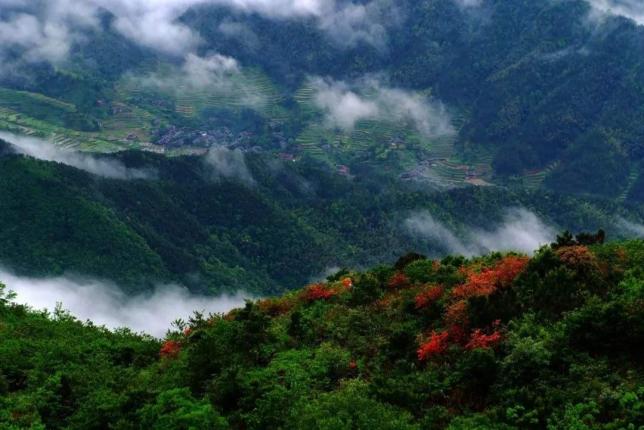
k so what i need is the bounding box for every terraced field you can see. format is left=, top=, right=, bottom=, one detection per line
left=520, top=161, right=560, bottom=190
left=118, top=67, right=285, bottom=121
left=0, top=94, right=141, bottom=153
left=100, top=103, right=156, bottom=142
left=293, top=81, right=465, bottom=168
left=0, top=88, right=78, bottom=129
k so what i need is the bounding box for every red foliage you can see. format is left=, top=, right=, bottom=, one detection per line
left=415, top=285, right=445, bottom=309
left=160, top=340, right=181, bottom=358
left=494, top=256, right=530, bottom=286
left=465, top=329, right=503, bottom=350
left=257, top=297, right=295, bottom=316
left=445, top=300, right=469, bottom=326
left=388, top=272, right=409, bottom=289
left=452, top=256, right=529, bottom=300
left=303, top=283, right=337, bottom=302
left=447, top=324, right=467, bottom=344
left=417, top=330, right=450, bottom=361
left=556, top=246, right=597, bottom=268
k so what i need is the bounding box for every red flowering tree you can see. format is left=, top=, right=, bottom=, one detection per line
left=417, top=330, right=450, bottom=361
left=556, top=245, right=597, bottom=269
left=341, top=277, right=353, bottom=288
left=415, top=285, right=444, bottom=309
left=303, top=283, right=337, bottom=302
left=445, top=300, right=469, bottom=327
left=388, top=272, right=409, bottom=289
left=160, top=340, right=182, bottom=358
left=257, top=297, right=295, bottom=316
left=465, top=329, right=503, bottom=350
left=452, top=256, right=529, bottom=300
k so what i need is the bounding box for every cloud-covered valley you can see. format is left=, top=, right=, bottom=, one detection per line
left=405, top=208, right=556, bottom=257
left=0, top=269, right=250, bottom=337
left=0, top=131, right=154, bottom=179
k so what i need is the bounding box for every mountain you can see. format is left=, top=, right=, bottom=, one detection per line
left=0, top=0, right=643, bottom=199
left=1, top=240, right=642, bottom=429
left=1, top=1, right=644, bottom=293
left=1, top=137, right=642, bottom=294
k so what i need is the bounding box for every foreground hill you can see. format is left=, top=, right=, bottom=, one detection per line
left=1, top=240, right=642, bottom=429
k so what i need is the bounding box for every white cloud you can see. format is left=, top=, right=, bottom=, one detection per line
left=586, top=0, right=644, bottom=25
left=103, top=1, right=202, bottom=55
left=617, top=217, right=644, bottom=237
left=138, top=52, right=240, bottom=90
left=453, top=0, right=482, bottom=8
left=310, top=76, right=454, bottom=137
left=404, top=211, right=472, bottom=256
left=0, top=132, right=154, bottom=180
left=405, top=208, right=556, bottom=256
left=0, top=268, right=249, bottom=337
left=0, top=0, right=97, bottom=70
left=131, top=53, right=267, bottom=109
left=0, top=0, right=398, bottom=72
left=205, top=146, right=255, bottom=185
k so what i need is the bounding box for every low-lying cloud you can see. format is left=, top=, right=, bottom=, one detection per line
left=205, top=146, right=255, bottom=185
left=586, top=0, right=644, bottom=25
left=617, top=217, right=644, bottom=237
left=132, top=53, right=267, bottom=110
left=405, top=208, right=556, bottom=256
left=0, top=269, right=250, bottom=337
left=0, top=131, right=154, bottom=180
left=310, top=76, right=454, bottom=138
left=0, top=0, right=400, bottom=74
left=0, top=0, right=98, bottom=72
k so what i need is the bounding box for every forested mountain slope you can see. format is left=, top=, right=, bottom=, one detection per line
left=1, top=0, right=644, bottom=199
left=1, top=240, right=642, bottom=429
left=2, top=138, right=642, bottom=293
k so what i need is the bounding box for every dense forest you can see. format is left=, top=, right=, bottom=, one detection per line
left=1, top=239, right=642, bottom=429
left=1, top=139, right=642, bottom=294
left=1, top=1, right=644, bottom=427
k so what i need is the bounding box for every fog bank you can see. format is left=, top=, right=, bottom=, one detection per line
left=0, top=132, right=154, bottom=180
left=310, top=76, right=454, bottom=138
left=0, top=269, right=250, bottom=337
left=405, top=208, right=556, bottom=257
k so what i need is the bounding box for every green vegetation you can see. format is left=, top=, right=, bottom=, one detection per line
left=1, top=145, right=642, bottom=294
left=1, top=240, right=642, bottom=429
left=2, top=1, right=644, bottom=199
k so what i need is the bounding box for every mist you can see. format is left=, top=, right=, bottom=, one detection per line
left=310, top=76, right=454, bottom=138
left=586, top=0, right=644, bottom=25
left=617, top=217, right=644, bottom=237
left=0, top=269, right=250, bottom=337
left=132, top=53, right=267, bottom=110
left=405, top=208, right=556, bottom=257
left=0, top=132, right=154, bottom=180
left=0, top=0, right=400, bottom=73
left=204, top=146, right=255, bottom=185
